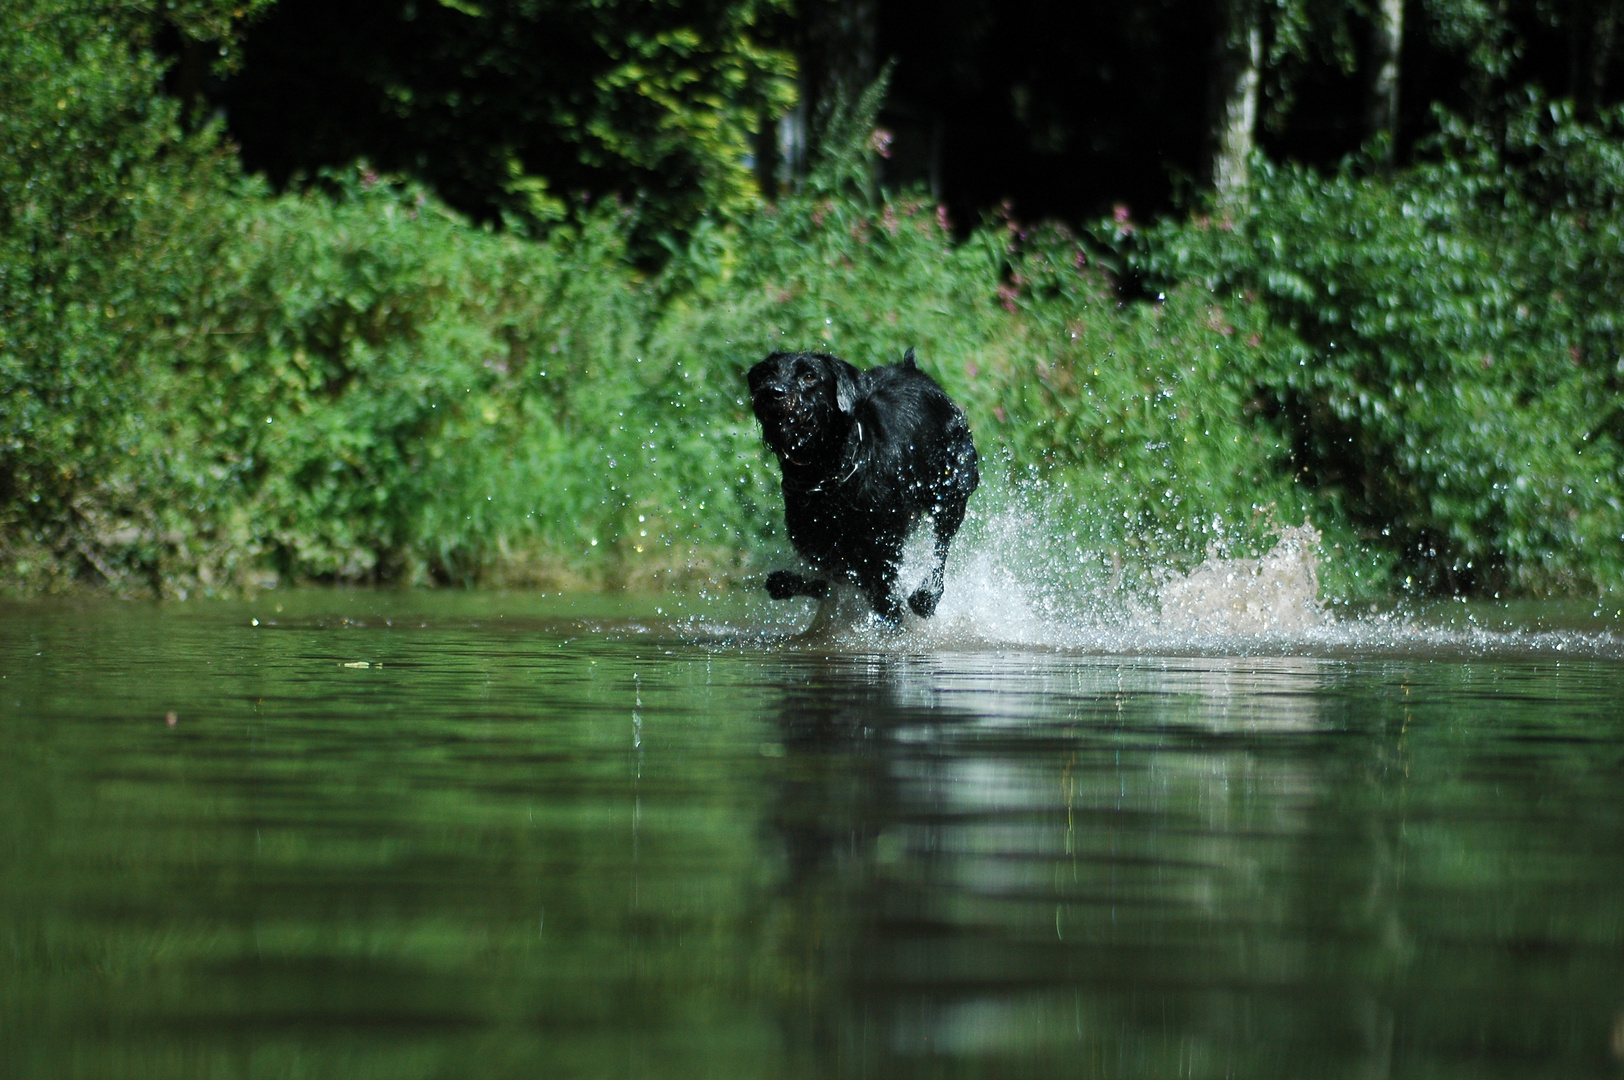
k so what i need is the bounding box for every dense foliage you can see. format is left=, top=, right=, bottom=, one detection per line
left=1141, top=104, right=1624, bottom=594
left=214, top=0, right=794, bottom=242
left=3, top=0, right=1622, bottom=601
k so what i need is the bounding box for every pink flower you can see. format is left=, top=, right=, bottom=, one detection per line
left=937, top=205, right=951, bottom=231
left=868, top=128, right=894, bottom=158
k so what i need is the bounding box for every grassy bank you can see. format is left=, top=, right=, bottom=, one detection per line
left=4, top=6, right=1622, bottom=601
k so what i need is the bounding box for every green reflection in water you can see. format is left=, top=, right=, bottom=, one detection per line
left=2, top=593, right=1623, bottom=1079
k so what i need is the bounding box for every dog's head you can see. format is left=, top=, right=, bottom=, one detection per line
left=747, top=351, right=861, bottom=465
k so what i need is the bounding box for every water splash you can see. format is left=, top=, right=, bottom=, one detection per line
left=699, top=486, right=1624, bottom=660
left=812, top=503, right=1330, bottom=652
left=1156, top=524, right=1322, bottom=635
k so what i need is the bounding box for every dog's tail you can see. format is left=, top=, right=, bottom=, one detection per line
left=902, top=346, right=917, bottom=369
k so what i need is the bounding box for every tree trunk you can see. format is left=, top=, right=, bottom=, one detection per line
left=1368, top=0, right=1404, bottom=162
left=754, top=110, right=781, bottom=196
left=801, top=0, right=877, bottom=112
left=1211, top=0, right=1262, bottom=206
left=1597, top=4, right=1620, bottom=111
left=791, top=0, right=878, bottom=175
left=1571, top=0, right=1620, bottom=120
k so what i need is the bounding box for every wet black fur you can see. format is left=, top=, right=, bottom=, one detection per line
left=747, top=348, right=980, bottom=620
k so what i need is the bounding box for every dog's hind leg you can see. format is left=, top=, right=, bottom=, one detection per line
left=766, top=570, right=830, bottom=600
left=865, top=574, right=906, bottom=622
left=907, top=501, right=968, bottom=618
left=850, top=553, right=905, bottom=623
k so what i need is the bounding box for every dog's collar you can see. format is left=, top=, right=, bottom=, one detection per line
left=787, top=422, right=863, bottom=493
left=835, top=423, right=864, bottom=484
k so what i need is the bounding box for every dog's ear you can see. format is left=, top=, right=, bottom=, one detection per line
left=828, top=356, right=863, bottom=415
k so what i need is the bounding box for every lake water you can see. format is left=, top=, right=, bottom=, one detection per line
left=3, top=586, right=1624, bottom=1079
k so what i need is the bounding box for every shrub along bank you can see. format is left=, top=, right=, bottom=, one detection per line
left=3, top=6, right=1622, bottom=601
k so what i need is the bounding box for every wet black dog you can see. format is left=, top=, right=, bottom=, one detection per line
left=748, top=348, right=979, bottom=620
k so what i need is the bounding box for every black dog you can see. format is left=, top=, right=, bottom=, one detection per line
left=748, top=348, right=979, bottom=620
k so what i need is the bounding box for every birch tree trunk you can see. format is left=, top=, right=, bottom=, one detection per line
left=1211, top=0, right=1262, bottom=207
left=1368, top=0, right=1404, bottom=162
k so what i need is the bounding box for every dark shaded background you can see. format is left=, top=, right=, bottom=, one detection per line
left=185, top=0, right=1622, bottom=228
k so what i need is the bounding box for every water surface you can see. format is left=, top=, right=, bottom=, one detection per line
left=3, top=591, right=1623, bottom=1079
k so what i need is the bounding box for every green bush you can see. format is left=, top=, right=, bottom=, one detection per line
left=4, top=4, right=1622, bottom=601
left=0, top=0, right=251, bottom=590
left=1144, top=102, right=1624, bottom=595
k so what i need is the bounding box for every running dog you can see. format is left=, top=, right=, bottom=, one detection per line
left=747, top=348, right=979, bottom=620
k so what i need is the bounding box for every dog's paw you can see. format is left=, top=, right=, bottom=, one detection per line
left=907, top=587, right=941, bottom=618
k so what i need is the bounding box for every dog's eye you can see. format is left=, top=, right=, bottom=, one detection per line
left=798, top=371, right=818, bottom=385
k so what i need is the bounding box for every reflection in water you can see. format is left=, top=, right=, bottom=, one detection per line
left=751, top=650, right=1624, bottom=1078
left=760, top=655, right=1347, bottom=1076
left=2, top=595, right=1623, bottom=1078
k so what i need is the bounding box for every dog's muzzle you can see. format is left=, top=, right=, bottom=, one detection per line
left=753, top=389, right=814, bottom=450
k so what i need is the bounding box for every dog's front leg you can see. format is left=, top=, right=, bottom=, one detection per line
left=907, top=503, right=968, bottom=618
left=906, top=538, right=948, bottom=618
